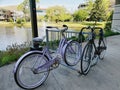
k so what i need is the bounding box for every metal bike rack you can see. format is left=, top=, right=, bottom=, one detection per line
left=60, top=60, right=81, bottom=74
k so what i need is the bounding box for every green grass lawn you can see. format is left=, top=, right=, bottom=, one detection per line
left=0, top=21, right=106, bottom=29
left=0, top=21, right=14, bottom=27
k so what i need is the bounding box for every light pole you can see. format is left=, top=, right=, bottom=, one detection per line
left=29, top=0, right=38, bottom=38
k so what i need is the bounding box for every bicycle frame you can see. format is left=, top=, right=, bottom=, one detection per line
left=87, top=27, right=106, bottom=56
left=89, top=38, right=100, bottom=55
left=13, top=26, right=68, bottom=73
left=32, top=28, right=72, bottom=73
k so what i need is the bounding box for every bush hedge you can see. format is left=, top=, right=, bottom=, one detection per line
left=104, top=22, right=120, bottom=37
left=0, top=43, right=30, bottom=67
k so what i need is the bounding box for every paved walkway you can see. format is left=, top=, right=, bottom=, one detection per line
left=0, top=35, right=120, bottom=90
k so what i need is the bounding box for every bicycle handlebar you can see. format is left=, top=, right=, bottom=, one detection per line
left=79, top=26, right=92, bottom=34
left=46, top=26, right=58, bottom=29
left=80, top=26, right=103, bottom=34
left=46, top=24, right=68, bottom=32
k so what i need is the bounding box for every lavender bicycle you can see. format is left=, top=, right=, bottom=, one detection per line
left=13, top=25, right=82, bottom=89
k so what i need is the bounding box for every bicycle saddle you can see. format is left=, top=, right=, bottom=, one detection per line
left=33, top=37, right=43, bottom=42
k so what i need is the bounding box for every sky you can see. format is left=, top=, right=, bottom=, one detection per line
left=39, top=0, right=85, bottom=12
left=0, top=0, right=85, bottom=12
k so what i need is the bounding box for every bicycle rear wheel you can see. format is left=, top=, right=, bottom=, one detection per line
left=63, top=40, right=81, bottom=66
left=99, top=37, right=107, bottom=60
left=14, top=52, right=49, bottom=89
left=81, top=43, right=92, bottom=75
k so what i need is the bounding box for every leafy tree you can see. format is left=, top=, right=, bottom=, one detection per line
left=16, top=17, right=26, bottom=24
left=37, top=15, right=44, bottom=22
left=90, top=0, right=110, bottom=21
left=46, top=6, right=72, bottom=22
left=60, top=13, right=72, bottom=22
left=107, top=10, right=113, bottom=21
left=17, top=0, right=40, bottom=21
left=17, top=0, right=29, bottom=19
left=86, top=0, right=94, bottom=13
left=73, top=9, right=89, bottom=22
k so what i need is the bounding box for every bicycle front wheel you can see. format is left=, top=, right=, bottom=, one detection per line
left=91, top=44, right=99, bottom=67
left=14, top=51, right=49, bottom=89
left=63, top=40, right=82, bottom=66
left=81, top=43, right=92, bottom=75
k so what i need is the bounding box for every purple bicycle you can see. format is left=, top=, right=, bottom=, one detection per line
left=13, top=25, right=82, bottom=89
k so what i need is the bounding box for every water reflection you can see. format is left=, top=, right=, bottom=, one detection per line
left=0, top=25, right=48, bottom=50
left=0, top=25, right=79, bottom=51
left=0, top=26, right=32, bottom=50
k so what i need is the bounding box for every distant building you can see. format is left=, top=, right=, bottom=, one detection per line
left=36, top=7, right=47, bottom=22
left=36, top=8, right=46, bottom=16
left=0, top=9, right=14, bottom=21
left=0, top=9, right=4, bottom=20
left=112, top=0, right=120, bottom=32
left=0, top=5, right=24, bottom=22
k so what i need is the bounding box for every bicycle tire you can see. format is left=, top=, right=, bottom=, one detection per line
left=90, top=45, right=99, bottom=67
left=14, top=51, right=49, bottom=89
left=63, top=40, right=82, bottom=66
left=99, top=37, right=107, bottom=60
left=81, top=43, right=92, bottom=75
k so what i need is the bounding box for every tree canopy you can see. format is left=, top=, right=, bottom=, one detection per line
left=73, top=9, right=89, bottom=21
left=17, top=0, right=40, bottom=20
left=16, top=0, right=111, bottom=22
left=17, top=0, right=30, bottom=15
left=46, top=6, right=72, bottom=22
left=89, top=0, right=110, bottom=21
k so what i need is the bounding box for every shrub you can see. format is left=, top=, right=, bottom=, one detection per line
left=104, top=22, right=120, bottom=37
left=104, top=22, right=112, bottom=30
left=1, top=54, right=16, bottom=65
left=104, top=30, right=120, bottom=37
left=9, top=18, right=14, bottom=22
left=16, top=18, right=26, bottom=25
left=0, top=42, right=30, bottom=67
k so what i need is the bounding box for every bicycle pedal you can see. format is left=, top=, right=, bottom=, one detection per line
left=50, top=61, right=59, bottom=70
left=50, top=65, right=59, bottom=70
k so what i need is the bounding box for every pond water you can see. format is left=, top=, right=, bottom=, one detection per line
left=0, top=25, right=80, bottom=51
left=0, top=26, right=46, bottom=50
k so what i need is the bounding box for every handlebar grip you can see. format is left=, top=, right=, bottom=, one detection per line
left=46, top=26, right=58, bottom=29
left=46, top=25, right=68, bottom=33
left=63, top=24, right=68, bottom=28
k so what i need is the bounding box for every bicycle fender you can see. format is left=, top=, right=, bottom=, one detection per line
left=13, top=50, right=43, bottom=73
